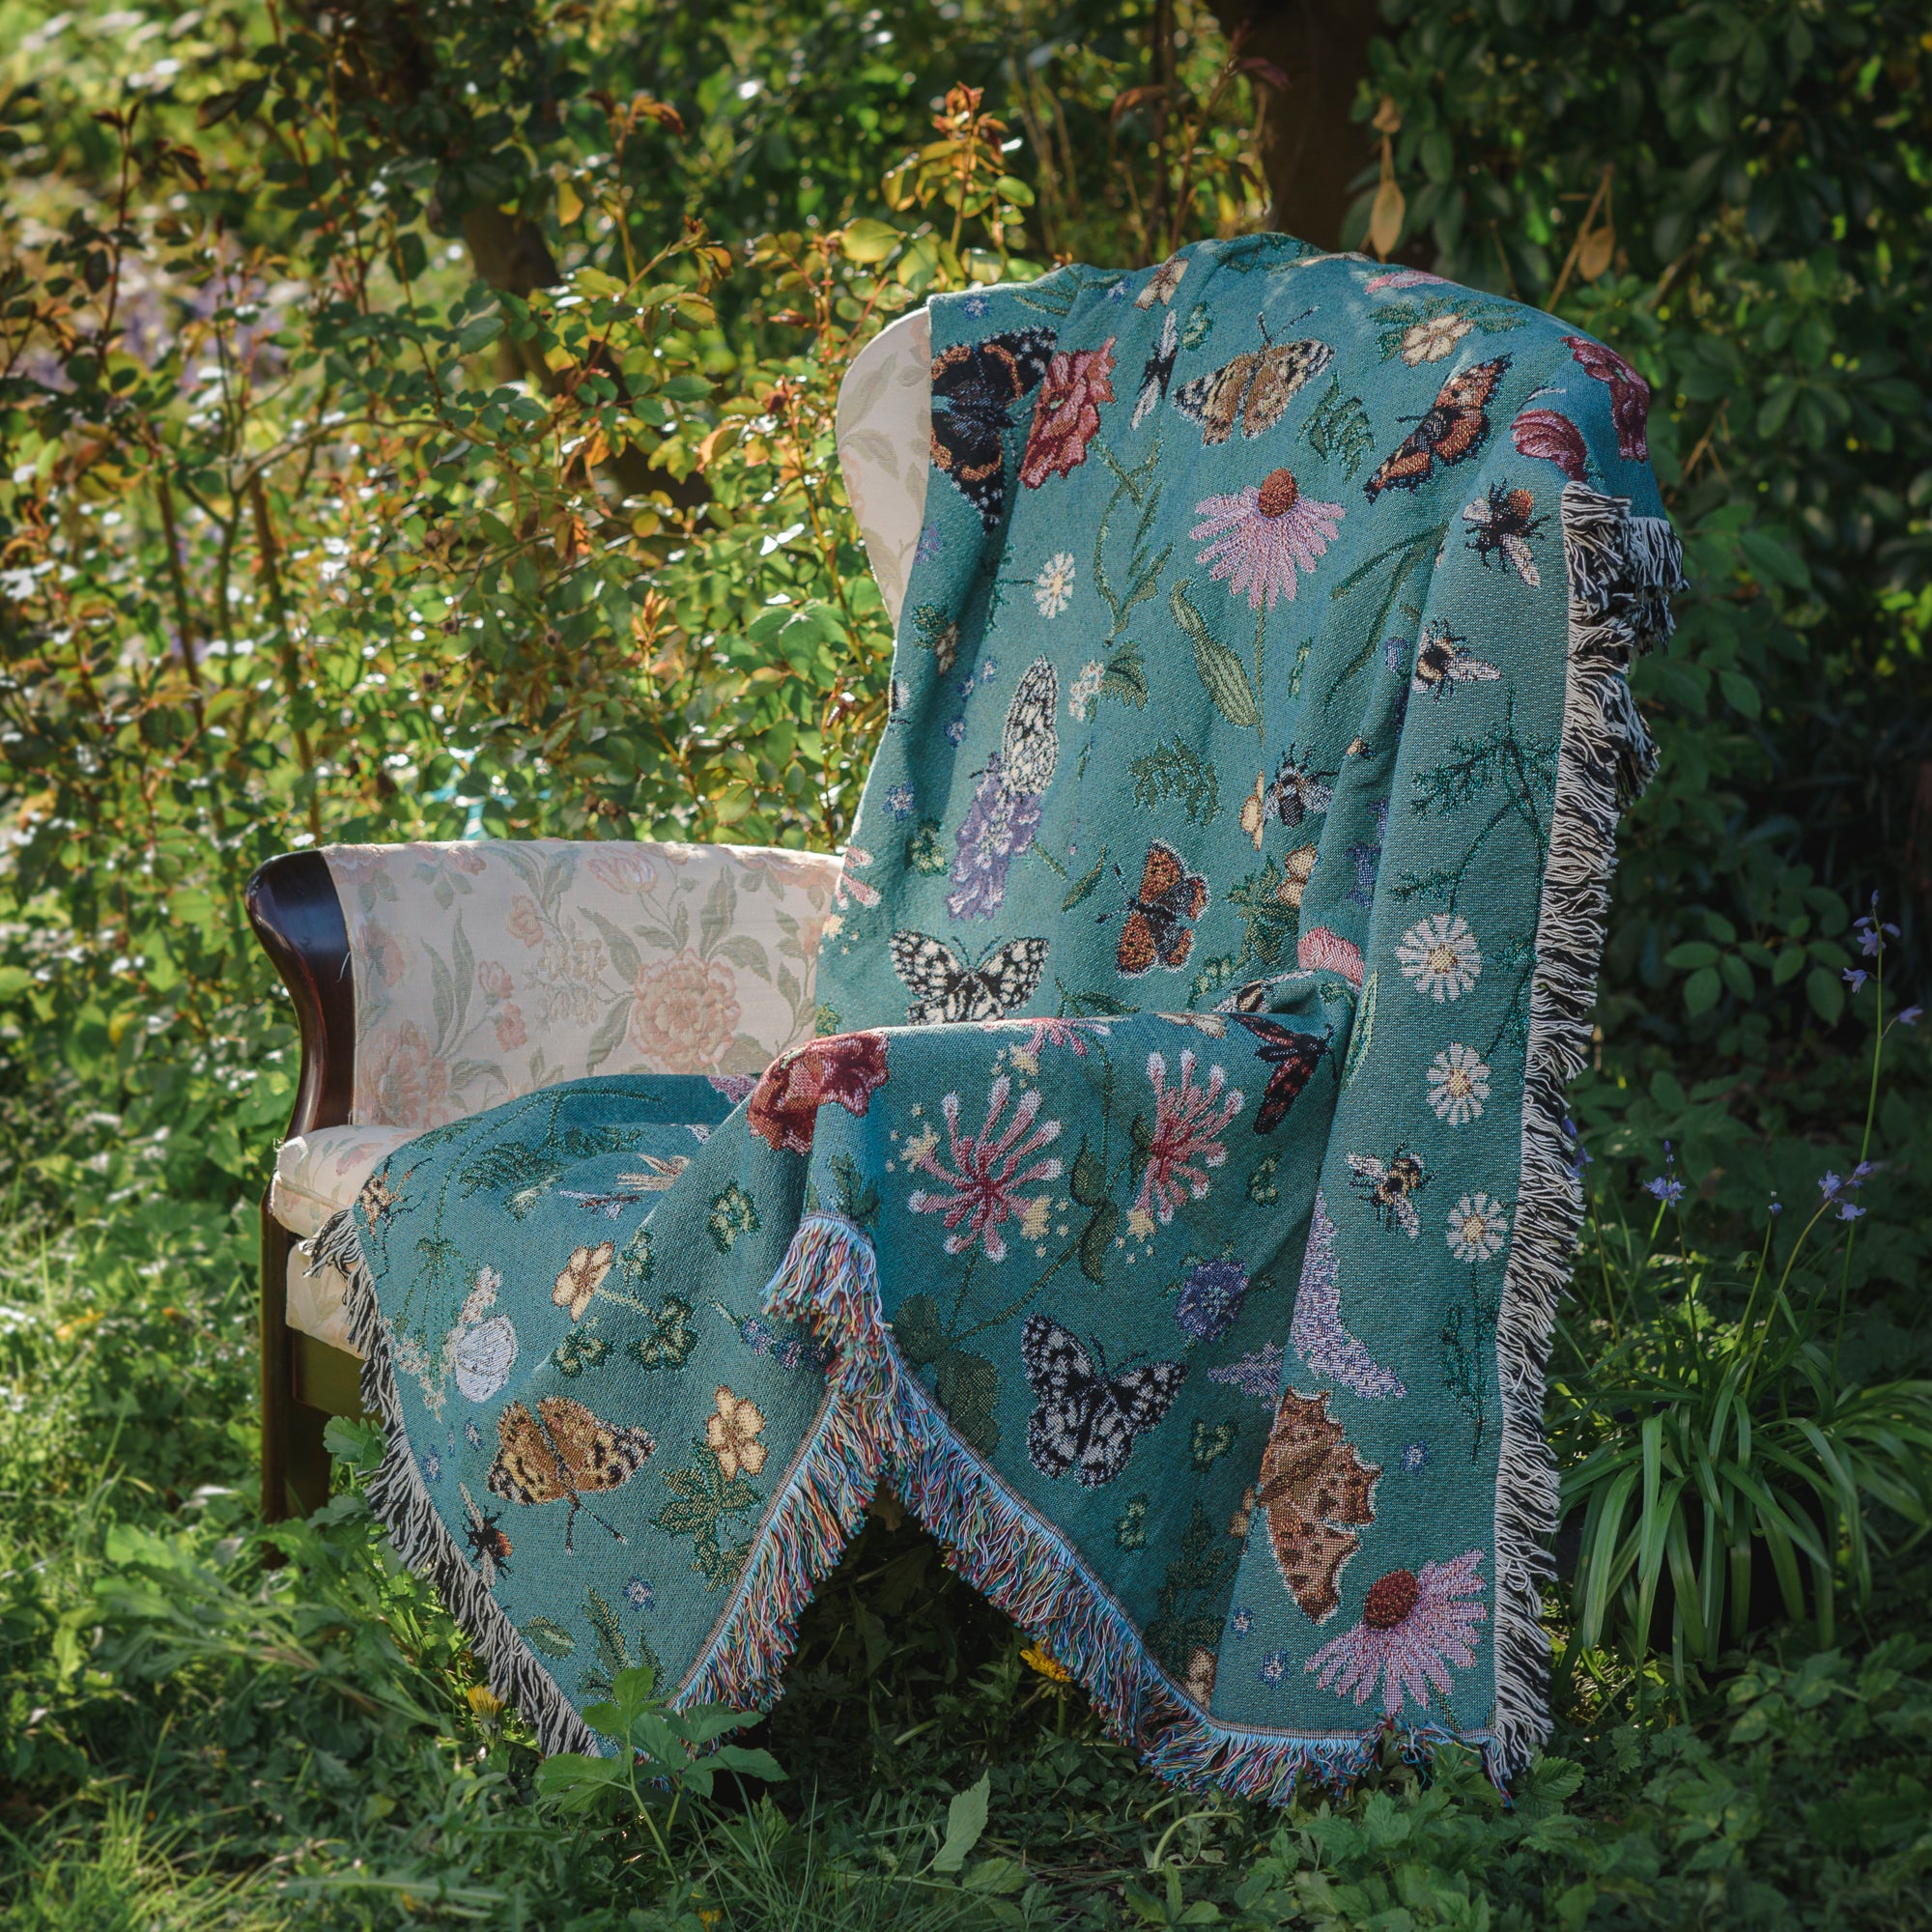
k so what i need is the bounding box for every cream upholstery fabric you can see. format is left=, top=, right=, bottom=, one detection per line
left=324, top=838, right=839, bottom=1132
left=833, top=308, right=932, bottom=627
left=272, top=1123, right=419, bottom=1239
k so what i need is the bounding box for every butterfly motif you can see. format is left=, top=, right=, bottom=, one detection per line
left=1230, top=1016, right=1331, bottom=1132
left=889, top=931, right=1050, bottom=1025
left=1411, top=619, right=1501, bottom=697
left=486, top=1395, right=655, bottom=1552
left=929, top=328, right=1058, bottom=529
left=1132, top=307, right=1179, bottom=431
left=1364, top=355, right=1512, bottom=500
left=1116, top=840, right=1208, bottom=977
left=1562, top=333, right=1651, bottom=461
left=1173, top=323, right=1333, bottom=444
left=1020, top=1314, right=1186, bottom=1488
left=998, top=658, right=1060, bottom=795
left=1257, top=1388, right=1380, bottom=1624
left=1346, top=1147, right=1430, bottom=1238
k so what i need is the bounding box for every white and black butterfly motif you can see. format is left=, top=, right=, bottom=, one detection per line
left=890, top=931, right=1050, bottom=1025
left=1020, top=1314, right=1187, bottom=1488
left=999, top=658, right=1061, bottom=795
left=1132, top=307, right=1179, bottom=431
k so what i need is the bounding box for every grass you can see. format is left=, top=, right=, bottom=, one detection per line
left=0, top=1168, right=1929, bottom=1930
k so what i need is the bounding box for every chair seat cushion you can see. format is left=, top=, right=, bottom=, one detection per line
left=271, top=1124, right=421, bottom=1239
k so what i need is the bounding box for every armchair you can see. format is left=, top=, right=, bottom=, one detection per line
left=246, top=308, right=932, bottom=1518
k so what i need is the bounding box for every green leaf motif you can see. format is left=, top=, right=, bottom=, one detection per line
left=522, top=1616, right=577, bottom=1660
left=1171, top=582, right=1259, bottom=729
left=933, top=1349, right=1001, bottom=1456
left=1341, top=971, right=1377, bottom=1089
left=1302, top=377, right=1376, bottom=479
left=1128, top=737, right=1220, bottom=824
left=1068, top=1136, right=1110, bottom=1208
left=1079, top=1201, right=1119, bottom=1283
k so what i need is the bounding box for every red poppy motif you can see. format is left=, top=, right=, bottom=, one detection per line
left=1509, top=408, right=1588, bottom=483
left=1562, top=335, right=1651, bottom=462
left=747, top=1031, right=892, bottom=1155
left=1020, top=340, right=1116, bottom=489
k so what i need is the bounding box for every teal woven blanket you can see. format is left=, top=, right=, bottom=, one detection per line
left=315, top=236, right=1683, bottom=1798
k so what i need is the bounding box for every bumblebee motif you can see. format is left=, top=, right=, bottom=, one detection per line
left=1346, top=1147, right=1431, bottom=1238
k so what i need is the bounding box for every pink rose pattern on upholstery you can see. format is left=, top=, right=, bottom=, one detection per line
left=323, top=839, right=841, bottom=1131
left=271, top=1123, right=420, bottom=1238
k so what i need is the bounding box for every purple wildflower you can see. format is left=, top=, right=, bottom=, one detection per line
left=946, top=758, right=1044, bottom=922
left=1844, top=968, right=1869, bottom=991
left=1175, top=1257, right=1250, bottom=1342
left=1643, top=1175, right=1685, bottom=1205
left=1838, top=1202, right=1866, bottom=1222
left=1897, top=1007, right=1922, bottom=1029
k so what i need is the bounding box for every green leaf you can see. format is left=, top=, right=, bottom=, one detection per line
left=839, top=217, right=901, bottom=263
left=1171, top=582, right=1258, bottom=729
left=458, top=314, right=505, bottom=354
left=1805, top=966, right=1844, bottom=1025
left=1684, top=966, right=1722, bottom=1015
left=931, top=1771, right=989, bottom=1873
left=1079, top=1202, right=1118, bottom=1283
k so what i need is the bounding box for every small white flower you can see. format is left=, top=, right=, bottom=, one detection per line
left=1400, top=312, right=1473, bottom=365
left=1427, top=1043, right=1491, bottom=1125
left=1398, top=914, right=1483, bottom=1002
left=1447, top=1191, right=1509, bottom=1263
left=1034, top=552, right=1077, bottom=618
left=1068, top=659, right=1105, bottom=721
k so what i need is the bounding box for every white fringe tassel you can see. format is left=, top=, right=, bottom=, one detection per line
left=1490, top=483, right=1685, bottom=1777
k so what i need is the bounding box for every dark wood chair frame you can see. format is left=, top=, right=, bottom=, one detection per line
left=245, top=850, right=370, bottom=1519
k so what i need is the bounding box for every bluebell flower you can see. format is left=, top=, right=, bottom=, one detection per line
left=915, top=523, right=943, bottom=563
left=1232, top=1607, right=1255, bottom=1635
left=1897, top=1006, right=1922, bottom=1028
left=1259, top=1650, right=1286, bottom=1684
left=963, top=294, right=991, bottom=317
left=1844, top=968, right=1869, bottom=991
left=1643, top=1175, right=1685, bottom=1205
left=945, top=718, right=967, bottom=747
left=423, top=1451, right=441, bottom=1480
left=1819, top=1170, right=1843, bottom=1200
left=464, top=1419, right=483, bottom=1450
left=625, top=1577, right=655, bottom=1609
left=1838, top=1202, right=1866, bottom=1222
left=1400, top=1441, right=1429, bottom=1473
left=885, top=785, right=916, bottom=820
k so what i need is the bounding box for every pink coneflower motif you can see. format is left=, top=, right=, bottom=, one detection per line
left=1307, top=1548, right=1486, bottom=1713
left=1132, top=1050, right=1245, bottom=1225
left=1191, top=469, right=1346, bottom=611
left=1021, top=341, right=1116, bottom=488
left=907, top=1076, right=1064, bottom=1262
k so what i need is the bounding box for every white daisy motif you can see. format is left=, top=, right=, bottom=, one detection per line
left=1397, top=914, right=1483, bottom=1002
left=1447, top=1192, right=1510, bottom=1263
left=1426, top=1043, right=1491, bottom=1125
left=1400, top=312, right=1473, bottom=365
left=1034, top=552, right=1077, bottom=618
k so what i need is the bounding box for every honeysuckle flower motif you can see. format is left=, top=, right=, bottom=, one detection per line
left=1136, top=254, right=1188, bottom=307
left=553, top=1240, right=615, bottom=1321
left=998, top=1014, right=1112, bottom=1059
left=1446, top=1192, right=1510, bottom=1263
left=1307, top=1550, right=1486, bottom=1713
left=1400, top=312, right=1472, bottom=365
left=705, top=1386, right=769, bottom=1481
left=1426, top=1043, right=1491, bottom=1125
left=907, top=1076, right=1065, bottom=1262
left=1133, top=1050, right=1245, bottom=1226
left=1034, top=552, right=1077, bottom=617
left=1397, top=913, right=1483, bottom=1002
left=1191, top=469, right=1346, bottom=611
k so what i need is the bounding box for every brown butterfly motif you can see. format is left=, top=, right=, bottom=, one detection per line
left=1364, top=355, right=1512, bottom=500
left=1173, top=318, right=1332, bottom=444
left=1257, top=1388, right=1380, bottom=1623
left=1230, top=1015, right=1331, bottom=1132
left=1114, top=840, right=1208, bottom=977
left=486, top=1395, right=655, bottom=1553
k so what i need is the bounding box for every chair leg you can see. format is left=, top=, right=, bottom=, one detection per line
left=260, top=1199, right=298, bottom=1526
